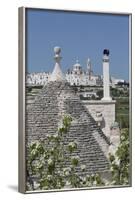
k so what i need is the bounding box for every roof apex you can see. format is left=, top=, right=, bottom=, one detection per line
left=50, top=46, right=66, bottom=82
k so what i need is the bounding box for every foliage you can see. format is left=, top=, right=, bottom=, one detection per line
left=26, top=115, right=104, bottom=191
left=80, top=94, right=97, bottom=100
left=96, top=89, right=103, bottom=99
left=27, top=117, right=130, bottom=190
left=115, top=98, right=129, bottom=128
left=118, top=116, right=129, bottom=129
left=111, top=87, right=129, bottom=98
left=109, top=128, right=130, bottom=185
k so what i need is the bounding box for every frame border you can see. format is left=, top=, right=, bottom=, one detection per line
left=18, top=7, right=132, bottom=194
left=18, top=7, right=26, bottom=193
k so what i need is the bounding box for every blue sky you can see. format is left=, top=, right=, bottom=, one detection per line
left=26, top=9, right=129, bottom=80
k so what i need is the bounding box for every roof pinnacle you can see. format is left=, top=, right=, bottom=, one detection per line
left=50, top=46, right=65, bottom=82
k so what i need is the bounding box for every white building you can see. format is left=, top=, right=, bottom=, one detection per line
left=110, top=76, right=125, bottom=86
left=26, top=58, right=102, bottom=86
left=66, top=59, right=102, bottom=86
left=26, top=72, right=51, bottom=86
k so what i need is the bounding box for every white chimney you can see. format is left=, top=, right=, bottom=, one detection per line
left=102, top=49, right=112, bottom=101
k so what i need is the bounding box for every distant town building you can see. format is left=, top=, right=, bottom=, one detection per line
left=26, top=61, right=127, bottom=88
left=26, top=58, right=102, bottom=86
left=110, top=76, right=126, bottom=87
left=66, top=59, right=102, bottom=86
left=26, top=72, right=51, bottom=86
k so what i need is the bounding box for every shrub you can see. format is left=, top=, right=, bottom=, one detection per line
left=109, top=128, right=130, bottom=185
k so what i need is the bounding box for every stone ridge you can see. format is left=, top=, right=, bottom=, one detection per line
left=26, top=81, right=110, bottom=175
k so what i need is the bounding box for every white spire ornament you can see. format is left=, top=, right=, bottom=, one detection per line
left=50, top=46, right=65, bottom=81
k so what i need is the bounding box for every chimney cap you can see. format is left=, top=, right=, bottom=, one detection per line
left=103, top=49, right=110, bottom=56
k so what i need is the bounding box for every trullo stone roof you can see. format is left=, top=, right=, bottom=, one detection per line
left=26, top=80, right=110, bottom=175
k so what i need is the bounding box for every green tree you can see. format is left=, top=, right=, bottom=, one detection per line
left=96, top=90, right=103, bottom=99
left=109, top=128, right=130, bottom=185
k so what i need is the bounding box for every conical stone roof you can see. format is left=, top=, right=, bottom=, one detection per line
left=26, top=80, right=110, bottom=175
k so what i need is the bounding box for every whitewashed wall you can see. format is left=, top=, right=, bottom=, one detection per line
left=83, top=100, right=116, bottom=138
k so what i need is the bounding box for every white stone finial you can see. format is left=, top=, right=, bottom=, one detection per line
left=102, top=49, right=112, bottom=101
left=50, top=46, right=65, bottom=82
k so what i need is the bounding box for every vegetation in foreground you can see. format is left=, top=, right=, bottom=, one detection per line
left=26, top=116, right=130, bottom=191
left=109, top=128, right=130, bottom=185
